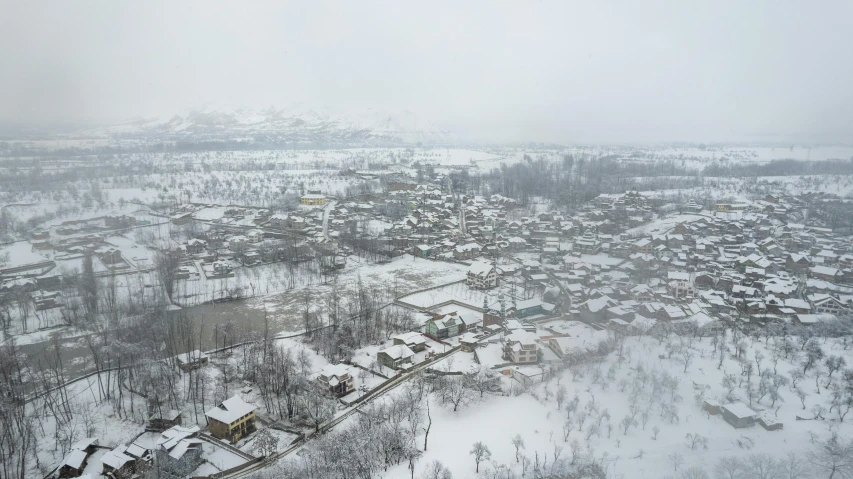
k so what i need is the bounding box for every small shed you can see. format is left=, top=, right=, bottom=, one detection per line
left=721, top=402, right=756, bottom=428
left=148, top=409, right=182, bottom=432
left=459, top=332, right=479, bottom=352
left=757, top=413, right=783, bottom=431
left=59, top=449, right=88, bottom=478
left=175, top=350, right=209, bottom=371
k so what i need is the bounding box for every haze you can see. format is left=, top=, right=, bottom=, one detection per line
left=1, top=0, right=852, bottom=143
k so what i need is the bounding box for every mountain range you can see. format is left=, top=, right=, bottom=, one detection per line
left=71, top=106, right=459, bottom=147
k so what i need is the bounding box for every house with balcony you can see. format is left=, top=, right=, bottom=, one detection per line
left=467, top=261, right=498, bottom=289
left=315, top=363, right=355, bottom=397
left=205, top=395, right=257, bottom=443
left=502, top=330, right=539, bottom=364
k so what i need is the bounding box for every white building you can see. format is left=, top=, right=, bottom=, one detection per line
left=502, top=330, right=539, bottom=364
left=467, top=261, right=498, bottom=289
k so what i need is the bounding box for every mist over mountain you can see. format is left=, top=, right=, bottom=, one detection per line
left=67, top=106, right=460, bottom=147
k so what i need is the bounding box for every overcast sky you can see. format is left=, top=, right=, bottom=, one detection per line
left=1, top=0, right=851, bottom=143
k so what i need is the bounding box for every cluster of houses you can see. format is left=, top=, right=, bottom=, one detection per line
left=58, top=394, right=258, bottom=479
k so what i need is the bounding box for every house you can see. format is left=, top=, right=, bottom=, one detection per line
left=212, top=259, right=232, bottom=276
left=377, top=344, right=415, bottom=370
left=300, top=194, right=327, bottom=206
left=60, top=450, right=89, bottom=478
left=101, top=445, right=137, bottom=478
left=32, top=290, right=62, bottom=310
left=811, top=265, right=841, bottom=282
left=155, top=426, right=203, bottom=479
left=794, top=313, right=837, bottom=326
left=666, top=272, right=694, bottom=299
left=502, top=330, right=539, bottom=364
left=425, top=312, right=477, bottom=339
left=467, top=261, right=498, bottom=289
left=573, top=232, right=601, bottom=254
left=578, top=295, right=618, bottom=322
left=171, top=212, right=193, bottom=225
left=315, top=363, right=355, bottom=397
left=515, top=298, right=555, bottom=318
left=459, top=332, right=479, bottom=352
left=809, top=294, right=849, bottom=315
left=205, top=395, right=257, bottom=443
left=721, top=402, right=756, bottom=428
left=247, top=229, right=264, bottom=243
left=454, top=243, right=481, bottom=260
left=392, top=332, right=428, bottom=352
left=99, top=248, right=123, bottom=265
left=186, top=238, right=207, bottom=254
left=784, top=298, right=811, bottom=314
left=60, top=438, right=99, bottom=478
left=174, top=350, right=209, bottom=371
left=786, top=254, right=812, bottom=272
left=148, top=409, right=182, bottom=432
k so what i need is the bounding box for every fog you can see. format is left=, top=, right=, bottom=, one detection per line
left=1, top=0, right=852, bottom=143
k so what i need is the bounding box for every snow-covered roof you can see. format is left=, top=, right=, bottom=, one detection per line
left=169, top=439, right=202, bottom=460
left=796, top=313, right=836, bottom=324
left=70, top=437, right=99, bottom=451
left=505, top=330, right=538, bottom=346
left=583, top=295, right=617, bottom=313
left=318, top=363, right=352, bottom=380
left=157, top=425, right=200, bottom=450
left=723, top=402, right=755, bottom=419
left=101, top=446, right=134, bottom=470
left=468, top=260, right=495, bottom=277
left=392, top=331, right=428, bottom=346
left=784, top=298, right=811, bottom=310
left=379, top=344, right=415, bottom=360
left=667, top=271, right=690, bottom=281
left=205, top=395, right=256, bottom=425
left=175, top=350, right=208, bottom=364
left=812, top=265, right=839, bottom=276
left=125, top=443, right=147, bottom=458
left=63, top=449, right=88, bottom=470
left=516, top=298, right=555, bottom=312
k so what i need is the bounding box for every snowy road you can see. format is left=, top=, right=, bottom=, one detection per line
left=222, top=347, right=461, bottom=478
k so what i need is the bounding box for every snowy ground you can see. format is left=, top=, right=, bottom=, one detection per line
left=369, top=329, right=853, bottom=479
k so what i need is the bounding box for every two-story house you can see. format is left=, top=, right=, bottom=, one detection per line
left=502, top=330, right=539, bottom=364
left=467, top=261, right=498, bottom=289
left=315, top=363, right=355, bottom=397
left=205, top=396, right=257, bottom=443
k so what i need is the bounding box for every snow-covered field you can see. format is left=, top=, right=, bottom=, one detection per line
left=377, top=329, right=853, bottom=479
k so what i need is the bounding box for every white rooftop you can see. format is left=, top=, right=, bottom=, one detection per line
left=205, top=395, right=256, bottom=425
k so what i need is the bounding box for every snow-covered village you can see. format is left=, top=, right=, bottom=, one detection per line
left=3, top=2, right=853, bottom=479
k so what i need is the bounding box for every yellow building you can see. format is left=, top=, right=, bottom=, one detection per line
left=205, top=395, right=257, bottom=443
left=301, top=194, right=327, bottom=206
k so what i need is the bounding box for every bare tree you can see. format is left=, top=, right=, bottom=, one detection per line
left=469, top=441, right=491, bottom=473
left=668, top=451, right=684, bottom=472
left=779, top=452, right=809, bottom=479
left=714, top=456, right=743, bottom=479
left=154, top=250, right=180, bottom=303
left=511, top=434, right=525, bottom=463
left=254, top=428, right=280, bottom=462
left=807, top=433, right=853, bottom=479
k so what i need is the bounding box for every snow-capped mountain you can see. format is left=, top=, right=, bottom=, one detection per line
left=73, top=106, right=459, bottom=146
